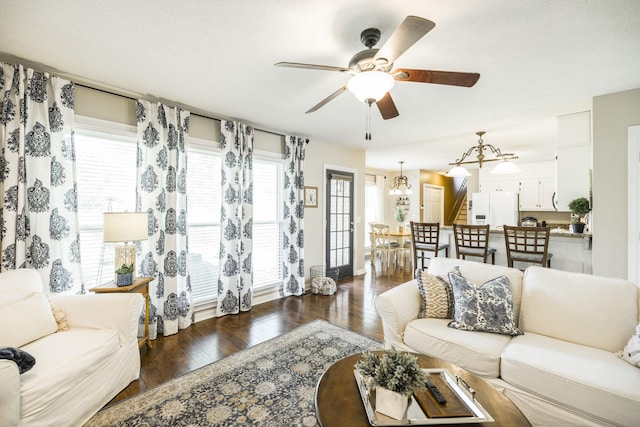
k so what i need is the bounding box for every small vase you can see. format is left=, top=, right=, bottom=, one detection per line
left=116, top=272, right=133, bottom=287
left=375, top=386, right=409, bottom=420
left=569, top=223, right=585, bottom=233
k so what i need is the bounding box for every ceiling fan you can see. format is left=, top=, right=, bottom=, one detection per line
left=275, top=16, right=480, bottom=121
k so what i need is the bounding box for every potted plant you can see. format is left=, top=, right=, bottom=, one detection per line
left=115, top=264, right=134, bottom=287
left=355, top=347, right=426, bottom=420
left=394, top=206, right=406, bottom=233
left=568, top=197, right=590, bottom=233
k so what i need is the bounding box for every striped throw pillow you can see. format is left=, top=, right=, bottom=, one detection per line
left=415, top=268, right=455, bottom=319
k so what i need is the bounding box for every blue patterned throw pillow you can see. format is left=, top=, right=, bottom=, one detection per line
left=447, top=272, right=523, bottom=336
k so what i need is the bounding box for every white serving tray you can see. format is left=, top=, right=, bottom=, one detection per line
left=353, top=368, right=494, bottom=426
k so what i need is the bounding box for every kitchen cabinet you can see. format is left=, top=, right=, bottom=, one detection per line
left=479, top=175, right=520, bottom=193
left=480, top=175, right=520, bottom=193
left=557, top=111, right=590, bottom=148
left=519, top=177, right=556, bottom=210
left=556, top=111, right=591, bottom=211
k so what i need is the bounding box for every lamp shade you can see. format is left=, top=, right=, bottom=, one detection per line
left=445, top=165, right=472, bottom=177
left=347, top=71, right=395, bottom=102
left=490, top=160, right=522, bottom=175
left=103, top=212, right=149, bottom=242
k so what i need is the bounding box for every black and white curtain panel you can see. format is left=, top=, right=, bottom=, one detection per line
left=216, top=120, right=254, bottom=317
left=282, top=135, right=306, bottom=296
left=0, top=63, right=83, bottom=294
left=136, top=100, right=193, bottom=338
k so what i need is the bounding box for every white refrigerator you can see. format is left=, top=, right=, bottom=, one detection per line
left=471, top=192, right=519, bottom=230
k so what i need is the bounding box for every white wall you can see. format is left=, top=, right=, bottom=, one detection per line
left=592, top=87, right=640, bottom=278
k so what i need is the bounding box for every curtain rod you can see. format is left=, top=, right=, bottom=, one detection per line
left=75, top=83, right=293, bottom=139
left=0, top=54, right=307, bottom=142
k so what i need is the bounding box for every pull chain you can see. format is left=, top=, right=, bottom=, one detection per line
left=365, top=99, right=373, bottom=140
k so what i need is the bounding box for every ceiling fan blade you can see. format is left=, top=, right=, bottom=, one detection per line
left=306, top=86, right=348, bottom=114
left=376, top=92, right=399, bottom=120
left=374, top=16, right=435, bottom=64
left=275, top=62, right=351, bottom=73
left=393, top=68, right=480, bottom=87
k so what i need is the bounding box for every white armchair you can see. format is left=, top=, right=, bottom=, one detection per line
left=0, top=269, right=143, bottom=427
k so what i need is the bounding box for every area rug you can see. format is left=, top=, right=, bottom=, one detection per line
left=85, top=320, right=381, bottom=426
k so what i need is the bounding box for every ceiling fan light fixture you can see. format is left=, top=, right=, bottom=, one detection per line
left=445, top=164, right=472, bottom=177
left=490, top=159, right=522, bottom=175
left=347, top=71, right=395, bottom=103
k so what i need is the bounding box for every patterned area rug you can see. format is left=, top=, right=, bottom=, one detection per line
left=86, top=320, right=381, bottom=426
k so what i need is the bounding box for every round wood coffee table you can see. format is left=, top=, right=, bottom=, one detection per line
left=315, top=351, right=530, bottom=426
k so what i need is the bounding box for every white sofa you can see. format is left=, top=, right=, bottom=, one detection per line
left=0, top=269, right=144, bottom=427
left=375, top=257, right=640, bottom=426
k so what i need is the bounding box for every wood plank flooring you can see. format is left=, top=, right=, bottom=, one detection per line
left=108, top=261, right=413, bottom=406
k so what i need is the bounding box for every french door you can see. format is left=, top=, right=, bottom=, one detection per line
left=325, top=170, right=354, bottom=279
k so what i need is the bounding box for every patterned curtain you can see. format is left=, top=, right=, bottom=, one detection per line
left=216, top=120, right=253, bottom=317
left=0, top=63, right=83, bottom=294
left=282, top=136, right=306, bottom=296
left=135, top=100, right=192, bottom=338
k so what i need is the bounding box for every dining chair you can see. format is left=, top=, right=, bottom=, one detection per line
left=453, top=223, right=496, bottom=264
left=503, top=225, right=553, bottom=269
left=369, top=223, right=401, bottom=270
left=410, top=221, right=449, bottom=271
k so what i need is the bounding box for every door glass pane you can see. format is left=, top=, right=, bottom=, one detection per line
left=326, top=171, right=354, bottom=278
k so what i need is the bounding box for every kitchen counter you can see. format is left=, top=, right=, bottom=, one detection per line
left=440, top=226, right=592, bottom=273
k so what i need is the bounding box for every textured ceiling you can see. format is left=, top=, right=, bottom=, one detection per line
left=1, top=0, right=639, bottom=172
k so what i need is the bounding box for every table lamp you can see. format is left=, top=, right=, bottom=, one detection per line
left=103, top=212, right=148, bottom=286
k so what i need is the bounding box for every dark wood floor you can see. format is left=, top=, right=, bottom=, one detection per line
left=109, top=260, right=413, bottom=406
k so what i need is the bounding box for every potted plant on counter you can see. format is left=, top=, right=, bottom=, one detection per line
left=568, top=197, right=590, bottom=233
left=355, top=347, right=426, bottom=420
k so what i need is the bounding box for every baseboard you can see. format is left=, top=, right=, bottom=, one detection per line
left=194, top=284, right=284, bottom=323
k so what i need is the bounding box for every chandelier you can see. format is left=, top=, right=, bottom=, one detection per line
left=389, top=161, right=413, bottom=195
left=445, top=131, right=521, bottom=177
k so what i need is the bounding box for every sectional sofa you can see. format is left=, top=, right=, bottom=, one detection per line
left=375, top=257, right=640, bottom=426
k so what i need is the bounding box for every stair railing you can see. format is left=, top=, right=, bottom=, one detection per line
left=446, top=177, right=468, bottom=225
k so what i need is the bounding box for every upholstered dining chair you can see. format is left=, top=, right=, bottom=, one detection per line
left=369, top=223, right=401, bottom=270
left=503, top=225, right=553, bottom=269
left=410, top=221, right=449, bottom=271
left=453, top=223, right=496, bottom=264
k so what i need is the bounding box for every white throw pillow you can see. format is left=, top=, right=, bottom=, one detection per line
left=619, top=322, right=640, bottom=367
left=0, top=293, right=58, bottom=347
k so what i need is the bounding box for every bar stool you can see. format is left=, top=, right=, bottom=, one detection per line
left=503, top=225, right=553, bottom=269
left=410, top=221, right=449, bottom=271
left=453, top=223, right=496, bottom=264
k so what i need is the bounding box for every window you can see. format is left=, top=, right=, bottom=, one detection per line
left=75, top=123, right=284, bottom=306
left=75, top=129, right=137, bottom=287
left=364, top=174, right=385, bottom=248
left=187, top=143, right=283, bottom=304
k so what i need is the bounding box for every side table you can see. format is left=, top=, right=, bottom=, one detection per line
left=90, top=276, right=153, bottom=349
